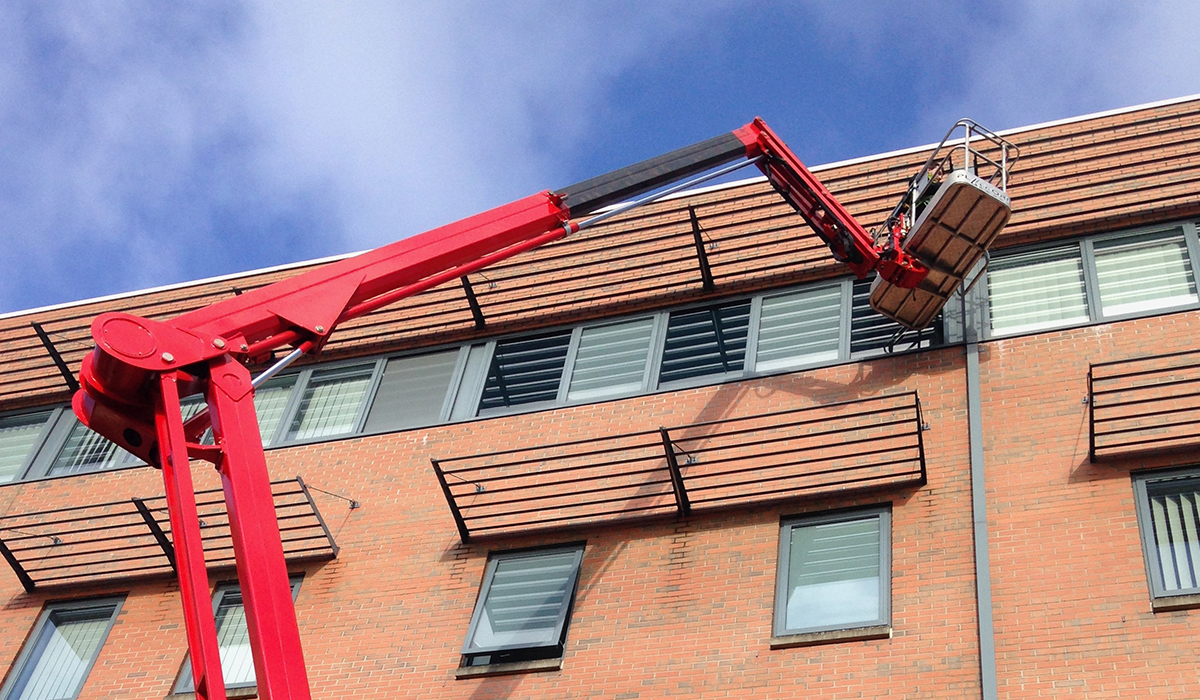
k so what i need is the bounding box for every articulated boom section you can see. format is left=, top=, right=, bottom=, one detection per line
left=72, top=117, right=1011, bottom=700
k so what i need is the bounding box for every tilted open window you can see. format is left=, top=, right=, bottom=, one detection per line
left=460, top=545, right=584, bottom=667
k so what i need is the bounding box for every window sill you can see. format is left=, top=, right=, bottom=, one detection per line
left=769, top=624, right=892, bottom=649
left=454, top=657, right=562, bottom=679
left=1152, top=593, right=1200, bottom=612
left=169, top=686, right=258, bottom=699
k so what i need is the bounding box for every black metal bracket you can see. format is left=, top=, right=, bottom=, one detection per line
left=659, top=428, right=692, bottom=518
left=688, top=206, right=716, bottom=292
left=296, top=476, right=340, bottom=558
left=132, top=498, right=177, bottom=573
left=0, top=536, right=35, bottom=593
left=31, top=321, right=79, bottom=393
left=461, top=276, right=486, bottom=329
left=432, top=459, right=471, bottom=543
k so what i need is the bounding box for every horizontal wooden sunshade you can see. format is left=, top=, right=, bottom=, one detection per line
left=0, top=477, right=338, bottom=592
left=432, top=392, right=927, bottom=541
left=1090, top=348, right=1200, bottom=461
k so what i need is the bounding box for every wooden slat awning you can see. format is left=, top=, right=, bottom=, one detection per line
left=0, top=477, right=338, bottom=592
left=1090, top=348, right=1200, bottom=460
left=433, top=392, right=927, bottom=542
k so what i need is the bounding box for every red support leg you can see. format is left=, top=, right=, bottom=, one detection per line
left=156, top=372, right=227, bottom=700
left=206, top=357, right=312, bottom=700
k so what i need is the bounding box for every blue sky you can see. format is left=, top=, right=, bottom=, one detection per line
left=2, top=1, right=1199, bottom=314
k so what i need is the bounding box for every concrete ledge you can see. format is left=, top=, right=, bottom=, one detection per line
left=1152, top=593, right=1200, bottom=612
left=455, top=657, right=562, bottom=679
left=769, top=625, right=892, bottom=649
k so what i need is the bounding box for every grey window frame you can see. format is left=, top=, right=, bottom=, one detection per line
left=1132, top=468, right=1200, bottom=602
left=981, top=221, right=1200, bottom=339
left=460, top=544, right=585, bottom=664
left=0, top=595, right=124, bottom=700
left=173, top=576, right=304, bottom=694
left=0, top=406, right=65, bottom=483
left=774, top=506, right=892, bottom=637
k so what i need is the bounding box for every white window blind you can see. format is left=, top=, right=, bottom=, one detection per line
left=567, top=319, right=654, bottom=402
left=1093, top=231, right=1198, bottom=317
left=462, top=547, right=583, bottom=659
left=988, top=247, right=1089, bottom=335
left=1148, top=484, right=1200, bottom=593
left=252, top=375, right=297, bottom=447
left=755, top=285, right=841, bottom=371
left=176, top=579, right=301, bottom=694
left=285, top=364, right=374, bottom=442
left=781, top=514, right=885, bottom=634
left=0, top=411, right=52, bottom=483
left=3, top=601, right=118, bottom=700
left=48, top=420, right=134, bottom=477
left=364, top=350, right=460, bottom=433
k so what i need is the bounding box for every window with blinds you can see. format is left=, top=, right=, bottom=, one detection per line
left=284, top=363, right=375, bottom=442
left=987, top=246, right=1090, bottom=336
left=850, top=280, right=942, bottom=356
left=775, top=509, right=890, bottom=636
left=0, top=410, right=53, bottom=483
left=566, top=318, right=654, bottom=402
left=1093, top=230, right=1198, bottom=317
left=0, top=598, right=122, bottom=700
left=254, top=375, right=298, bottom=447
left=1135, top=471, right=1200, bottom=600
left=47, top=419, right=137, bottom=477
left=364, top=350, right=461, bottom=433
left=461, top=546, right=584, bottom=666
left=659, top=300, right=751, bottom=385
left=478, top=332, right=572, bottom=414
left=175, top=578, right=302, bottom=693
left=755, top=285, right=841, bottom=372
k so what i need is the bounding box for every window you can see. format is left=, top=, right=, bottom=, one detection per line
left=364, top=349, right=462, bottom=432
left=0, top=410, right=55, bottom=483
left=985, top=223, right=1200, bottom=337
left=174, top=577, right=303, bottom=694
left=478, top=331, right=572, bottom=414
left=658, top=300, right=751, bottom=385
left=1134, top=469, right=1200, bottom=603
left=988, top=246, right=1090, bottom=335
left=284, top=363, right=375, bottom=442
left=461, top=545, right=584, bottom=667
left=775, top=508, right=890, bottom=637
left=1092, top=230, right=1198, bottom=316
left=0, top=597, right=123, bottom=700
left=849, top=280, right=941, bottom=356
left=47, top=417, right=139, bottom=477
left=754, top=285, right=842, bottom=371
left=565, top=318, right=655, bottom=402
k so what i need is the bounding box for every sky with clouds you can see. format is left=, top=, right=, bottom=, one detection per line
left=2, top=1, right=1199, bottom=314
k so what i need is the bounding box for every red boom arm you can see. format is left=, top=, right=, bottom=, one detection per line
left=72, top=119, right=921, bottom=700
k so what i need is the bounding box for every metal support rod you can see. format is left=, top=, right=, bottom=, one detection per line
left=688, top=206, right=716, bottom=292
left=460, top=276, right=487, bottom=329
left=576, top=156, right=764, bottom=232
left=295, top=476, right=340, bottom=558
left=0, top=536, right=36, bottom=593
left=31, top=322, right=79, bottom=392
left=432, top=460, right=472, bottom=543
left=133, top=498, right=177, bottom=573
left=252, top=346, right=306, bottom=389
left=659, top=428, right=692, bottom=518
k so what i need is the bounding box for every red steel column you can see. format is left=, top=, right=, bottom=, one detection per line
left=156, top=372, right=227, bottom=700
left=206, top=356, right=311, bottom=700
